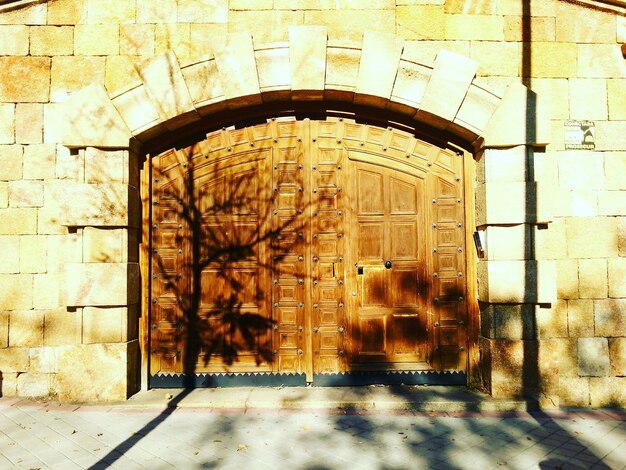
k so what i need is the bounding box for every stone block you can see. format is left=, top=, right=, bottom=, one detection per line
left=74, top=24, right=119, bottom=56
left=0, top=104, right=13, bottom=144
left=454, top=83, right=501, bottom=136
left=589, top=377, right=626, bottom=408
left=9, top=180, right=44, bottom=208
left=9, top=310, right=43, bottom=347
left=0, top=145, right=23, bottom=181
left=84, top=148, right=127, bottom=184
left=46, top=233, right=82, bottom=273
left=566, top=217, right=618, bottom=259
left=86, top=0, right=135, bottom=24
left=0, top=236, right=19, bottom=273
left=479, top=337, right=538, bottom=398
left=536, top=301, right=567, bottom=339
left=55, top=146, right=84, bottom=182
left=83, top=307, right=126, bottom=343
left=471, top=41, right=520, bottom=77
left=0, top=25, right=28, bottom=55
left=555, top=338, right=578, bottom=378
left=484, top=225, right=531, bottom=261
left=570, top=190, right=597, bottom=217
left=402, top=40, right=469, bottom=66
left=22, top=144, right=56, bottom=180
left=33, top=273, right=62, bottom=309
left=63, top=262, right=140, bottom=306
left=56, top=341, right=138, bottom=401
left=325, top=43, right=360, bottom=99
left=390, top=59, right=431, bottom=112
left=578, top=258, right=607, bottom=299
left=63, top=84, right=132, bottom=148
left=177, top=0, right=228, bottom=23
left=0, top=57, right=50, bottom=103
left=289, top=25, right=327, bottom=100
left=17, top=372, right=51, bottom=398
left=51, top=56, right=106, bottom=102
left=419, top=50, right=477, bottom=127
left=137, top=0, right=175, bottom=23
left=556, top=4, right=616, bottom=43
left=0, top=2, right=46, bottom=25
left=446, top=0, right=495, bottom=14
left=607, top=79, right=626, bottom=120
left=609, top=338, right=626, bottom=377
left=530, top=78, right=569, bottom=120
left=558, top=377, right=589, bottom=407
left=480, top=303, right=536, bottom=340
left=15, top=104, right=43, bottom=145
left=595, top=121, right=626, bottom=152
left=19, top=235, right=47, bottom=274
left=619, top=217, right=626, bottom=257
left=595, top=299, right=626, bottom=337
left=110, top=84, right=161, bottom=137
left=47, top=0, right=87, bottom=25
left=355, top=31, right=404, bottom=107
left=83, top=227, right=125, bottom=263
left=483, top=82, right=550, bottom=147
left=138, top=51, right=198, bottom=129
left=0, top=208, right=37, bottom=235
left=255, top=45, right=290, bottom=97
left=504, top=16, right=555, bottom=42
left=608, top=258, right=626, bottom=298
left=104, top=56, right=142, bottom=95
left=535, top=221, right=567, bottom=260
left=30, top=347, right=60, bottom=374
left=120, top=24, right=154, bottom=57
left=556, top=259, right=578, bottom=299
left=0, top=311, right=6, bottom=348
left=181, top=58, right=225, bottom=112
left=155, top=23, right=191, bottom=62
left=445, top=14, right=504, bottom=41
left=477, top=260, right=557, bottom=304
left=578, top=44, right=626, bottom=79
left=605, top=153, right=626, bottom=191
left=30, top=26, right=73, bottom=56
left=0, top=348, right=29, bottom=373
left=477, top=146, right=528, bottom=183
left=43, top=103, right=64, bottom=145
left=569, top=79, right=608, bottom=121
left=397, top=5, right=444, bottom=40
left=475, top=181, right=552, bottom=225
left=214, top=33, right=262, bottom=108
left=567, top=299, right=594, bottom=338
left=189, top=24, right=227, bottom=60
left=233, top=11, right=304, bottom=43
left=529, top=42, right=578, bottom=78
left=578, top=337, right=609, bottom=377
left=0, top=182, right=6, bottom=208
left=43, top=309, right=81, bottom=346
left=231, top=0, right=272, bottom=8
left=598, top=191, right=626, bottom=217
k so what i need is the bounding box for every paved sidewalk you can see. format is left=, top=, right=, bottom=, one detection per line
left=0, top=387, right=624, bottom=469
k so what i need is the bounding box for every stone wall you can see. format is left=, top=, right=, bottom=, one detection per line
left=0, top=0, right=624, bottom=405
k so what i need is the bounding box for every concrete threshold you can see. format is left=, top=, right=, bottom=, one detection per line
left=116, top=385, right=537, bottom=413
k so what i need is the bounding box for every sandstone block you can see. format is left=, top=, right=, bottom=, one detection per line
left=397, top=5, right=444, bottom=40
left=471, top=41, right=520, bottom=77
left=609, top=338, right=626, bottom=376
left=15, top=104, right=43, bottom=145
left=46, top=233, right=82, bottom=273
left=104, top=56, right=142, bottom=95
left=484, top=224, right=531, bottom=261
left=231, top=0, right=272, bottom=8
left=181, top=58, right=225, bottom=113
left=0, top=236, right=19, bottom=273
left=139, top=51, right=197, bottom=129
left=0, top=182, right=6, bottom=208
left=0, top=104, right=13, bottom=144
left=9, top=310, right=43, bottom=347
left=445, top=14, right=504, bottom=41
left=0, top=25, right=28, bottom=55
left=82, top=307, right=126, bottom=343
left=33, top=273, right=61, bottom=309
left=589, top=377, right=626, bottom=408
left=578, top=337, right=609, bottom=377
left=569, top=79, right=608, bottom=121
left=30, top=26, right=73, bottom=56
left=477, top=260, right=557, bottom=304
left=354, top=31, right=404, bottom=107
left=556, top=3, right=616, bottom=43
left=0, top=348, right=29, bottom=372
left=475, top=181, right=552, bottom=225
left=9, top=180, right=44, bottom=208
left=0, top=57, right=50, bottom=102
left=16, top=372, right=51, bottom=398
left=567, top=299, right=594, bottom=337
left=570, top=190, right=598, bottom=217
left=0, top=2, right=46, bottom=25
left=558, top=377, right=589, bottom=407
left=607, top=79, right=626, bottom=120
left=189, top=24, right=227, bottom=60
left=63, top=84, right=132, bottom=148
left=598, top=191, right=626, bottom=217
left=29, top=347, right=58, bottom=374
left=0, top=372, right=18, bottom=397
left=74, top=24, right=119, bottom=55
left=619, top=217, right=626, bottom=257
left=446, top=0, right=495, bottom=14
left=479, top=337, right=537, bottom=398
left=23, top=144, right=56, bottom=180
left=454, top=83, right=501, bottom=136
left=55, top=146, right=84, bottom=181
left=595, top=121, right=626, bottom=152
left=390, top=59, right=431, bottom=112
left=137, top=0, right=175, bottom=23
left=110, top=84, right=161, bottom=137
left=43, top=103, right=64, bottom=145
left=325, top=43, right=360, bottom=99
left=480, top=303, right=535, bottom=340
left=529, top=42, right=578, bottom=78
left=214, top=33, right=261, bottom=108
left=477, top=146, right=528, bottom=183
left=402, top=40, right=469, bottom=65
left=232, top=11, right=303, bottom=43
left=43, top=309, right=81, bottom=346
left=51, top=56, right=105, bottom=102
left=578, top=44, right=626, bottom=79
left=85, top=148, right=127, bottom=184
left=605, top=153, right=626, bottom=191
left=530, top=78, right=569, bottom=120
left=556, top=338, right=578, bottom=378
left=535, top=220, right=567, bottom=260
left=255, top=45, right=290, bottom=97
left=419, top=50, right=477, bottom=128
left=556, top=259, right=578, bottom=299
left=63, top=262, right=140, bottom=306
left=566, top=217, right=618, bottom=259
left=177, top=0, right=228, bottom=23
left=56, top=341, right=138, bottom=401
left=535, top=301, right=568, bottom=339
left=155, top=23, right=190, bottom=62
left=86, top=0, right=135, bottom=24
left=578, top=258, right=607, bottom=299
left=608, top=258, right=626, bottom=298
left=0, top=311, right=6, bottom=347
left=120, top=24, right=155, bottom=57
left=595, top=299, right=626, bottom=337
left=289, top=25, right=327, bottom=101
left=19, top=235, right=47, bottom=274
left=83, top=227, right=125, bottom=262
left=47, top=0, right=87, bottom=25
left=0, top=145, right=23, bottom=181
left=504, top=16, right=555, bottom=42
left=0, top=208, right=37, bottom=235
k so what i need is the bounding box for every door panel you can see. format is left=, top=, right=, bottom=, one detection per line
left=149, top=119, right=467, bottom=380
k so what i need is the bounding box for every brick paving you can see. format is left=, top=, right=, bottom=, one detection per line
left=0, top=394, right=624, bottom=469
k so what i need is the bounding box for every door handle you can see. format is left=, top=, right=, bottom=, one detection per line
left=384, top=260, right=392, bottom=269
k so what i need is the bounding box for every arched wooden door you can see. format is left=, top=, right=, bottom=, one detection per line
left=148, top=119, right=468, bottom=386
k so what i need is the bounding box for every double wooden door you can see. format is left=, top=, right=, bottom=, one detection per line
left=149, top=119, right=467, bottom=382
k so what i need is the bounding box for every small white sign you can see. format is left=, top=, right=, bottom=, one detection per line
left=564, top=120, right=595, bottom=150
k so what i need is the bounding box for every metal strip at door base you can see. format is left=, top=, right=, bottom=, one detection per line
left=150, top=370, right=466, bottom=388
